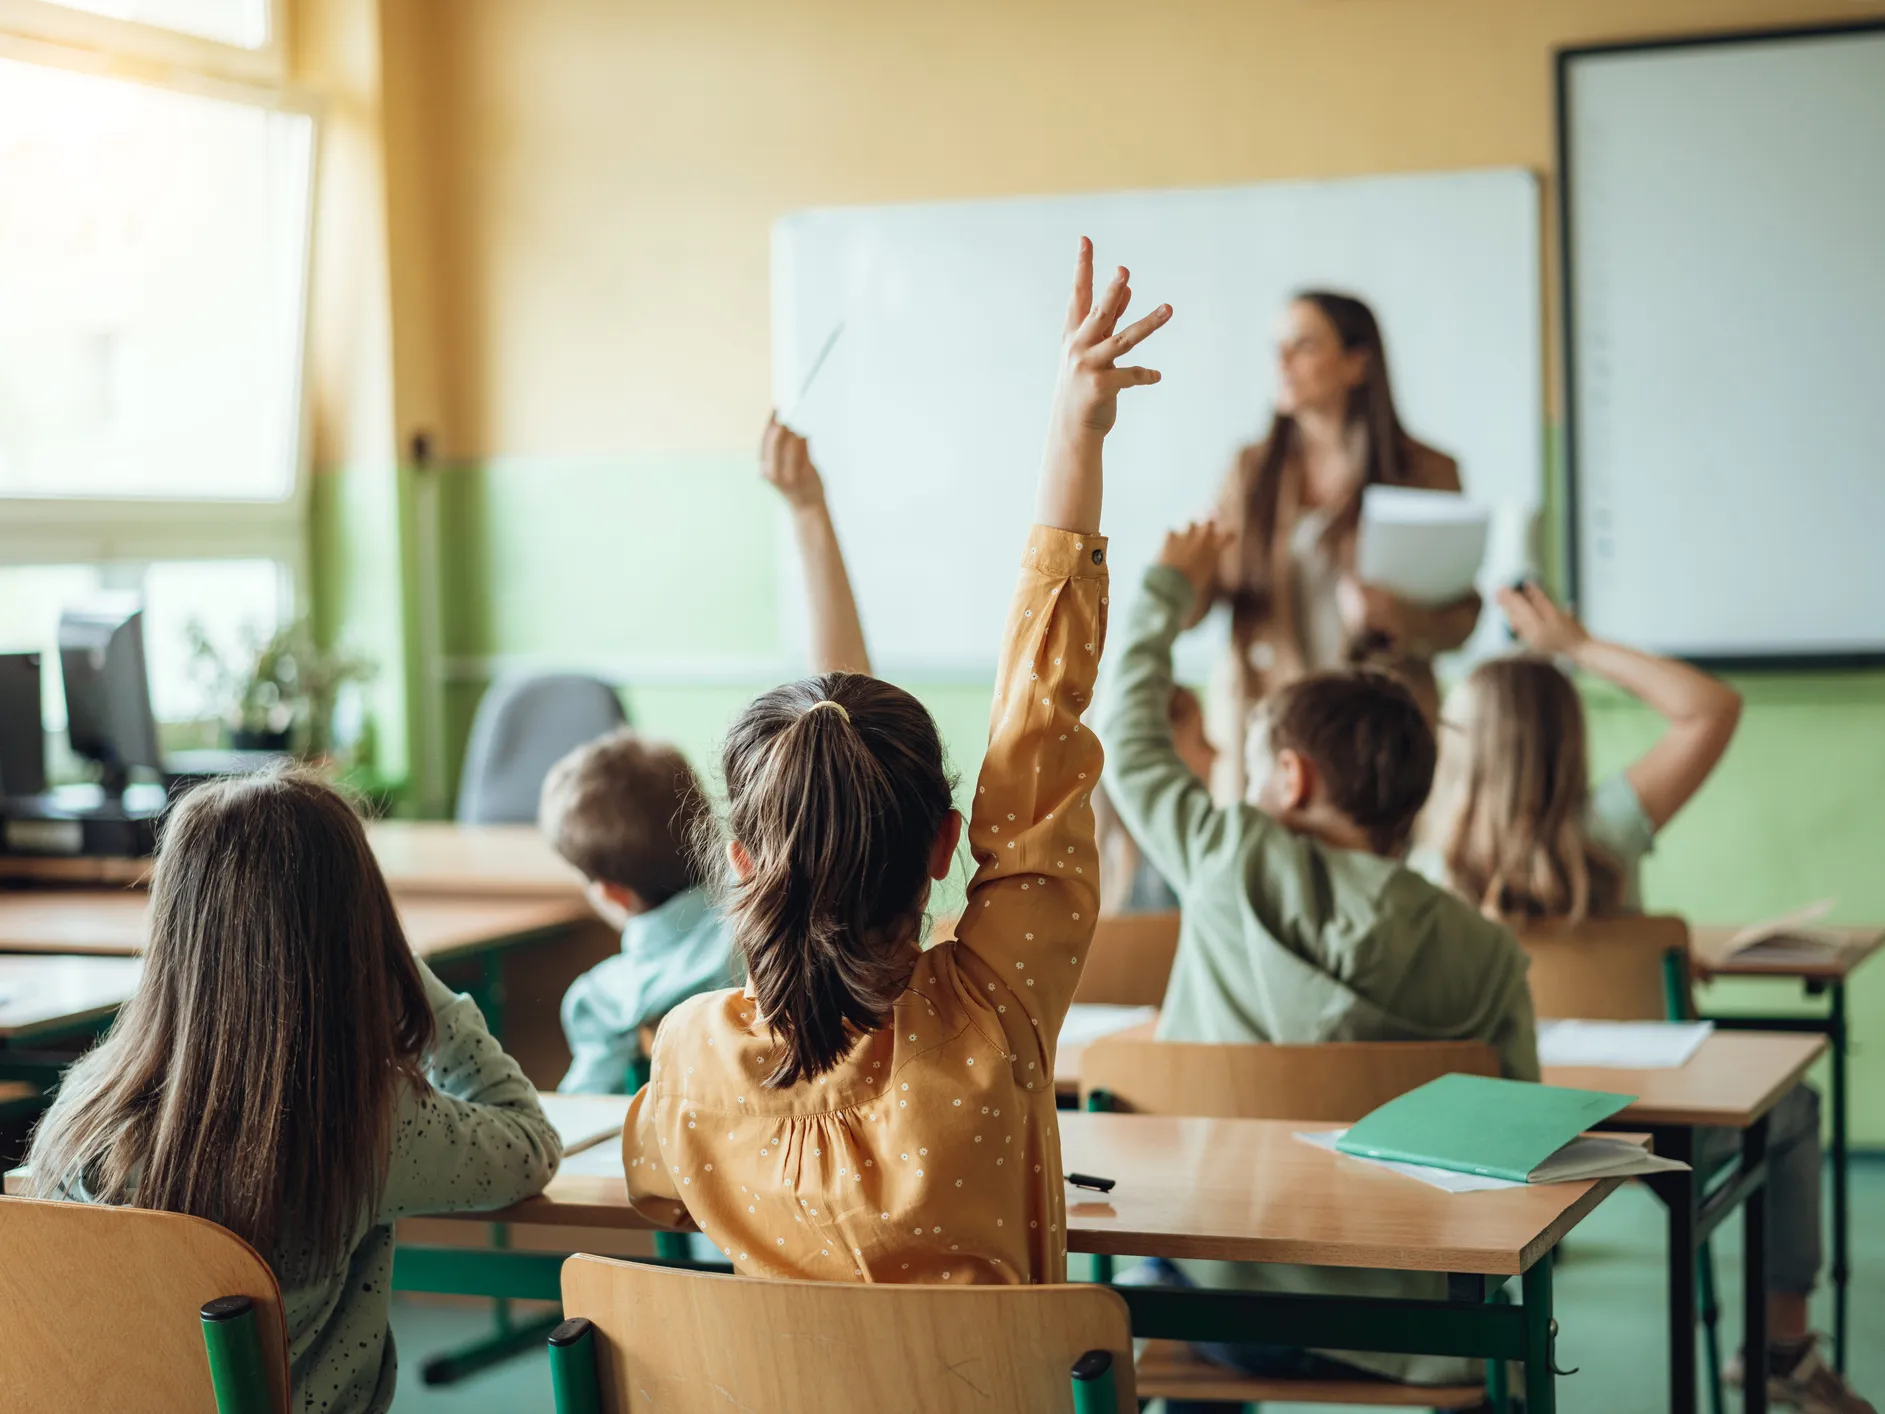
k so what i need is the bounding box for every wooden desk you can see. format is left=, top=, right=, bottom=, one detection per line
left=1689, top=931, right=1876, bottom=1377
left=0, top=889, right=589, bottom=964
left=392, top=1110, right=1612, bottom=1410
left=1551, top=1030, right=1824, bottom=1414
left=0, top=954, right=141, bottom=1042
left=367, top=821, right=586, bottom=898
left=1544, top=1030, right=1824, bottom=1128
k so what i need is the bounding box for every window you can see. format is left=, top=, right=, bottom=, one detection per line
left=0, top=56, right=314, bottom=501
left=0, top=4, right=313, bottom=736
left=32, top=0, right=268, bottom=48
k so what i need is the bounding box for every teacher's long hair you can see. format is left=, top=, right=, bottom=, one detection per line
left=1224, top=291, right=1410, bottom=617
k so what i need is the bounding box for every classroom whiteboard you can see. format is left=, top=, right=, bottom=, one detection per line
left=1562, top=24, right=1885, bottom=663
left=771, top=169, right=1543, bottom=678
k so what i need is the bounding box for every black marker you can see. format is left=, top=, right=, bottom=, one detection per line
left=1065, top=1172, right=1116, bottom=1193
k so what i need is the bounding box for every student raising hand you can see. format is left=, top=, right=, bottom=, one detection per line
left=1497, top=579, right=1741, bottom=833
left=760, top=413, right=871, bottom=675
left=1038, top=237, right=1172, bottom=533
left=1157, top=520, right=1233, bottom=628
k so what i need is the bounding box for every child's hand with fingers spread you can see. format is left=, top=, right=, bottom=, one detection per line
left=1157, top=520, right=1233, bottom=620
left=1051, top=240, right=1171, bottom=440
left=760, top=413, right=824, bottom=510
left=1038, top=238, right=1172, bottom=533
left=1498, top=580, right=1590, bottom=658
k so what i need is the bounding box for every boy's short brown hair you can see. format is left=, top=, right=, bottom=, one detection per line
left=538, top=728, right=707, bottom=904
left=1256, top=668, right=1436, bottom=856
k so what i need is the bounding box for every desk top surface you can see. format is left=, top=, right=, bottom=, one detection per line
left=0, top=889, right=591, bottom=962
left=366, top=822, right=587, bottom=898
left=480, top=1111, right=1619, bottom=1276
left=1544, top=1030, right=1825, bottom=1128
left=0, top=952, right=143, bottom=1039
left=1690, top=925, right=1884, bottom=982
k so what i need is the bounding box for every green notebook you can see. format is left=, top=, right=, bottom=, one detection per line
left=1336, top=1074, right=1637, bottom=1184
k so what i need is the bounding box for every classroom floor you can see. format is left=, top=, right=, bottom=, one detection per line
left=387, top=1162, right=1885, bottom=1413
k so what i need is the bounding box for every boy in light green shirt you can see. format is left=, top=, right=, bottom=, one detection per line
left=1097, top=523, right=1537, bottom=1389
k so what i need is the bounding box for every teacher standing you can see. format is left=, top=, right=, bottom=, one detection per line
left=1207, top=291, right=1480, bottom=795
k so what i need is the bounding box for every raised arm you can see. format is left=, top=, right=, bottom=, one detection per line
left=1098, top=522, right=1238, bottom=894
left=1502, top=582, right=1742, bottom=832
left=762, top=415, right=871, bottom=675
left=954, top=240, right=1170, bottom=1044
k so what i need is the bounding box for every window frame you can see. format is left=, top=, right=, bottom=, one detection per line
left=0, top=0, right=286, bottom=82
left=0, top=20, right=318, bottom=596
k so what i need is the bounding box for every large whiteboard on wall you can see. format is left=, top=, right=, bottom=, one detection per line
left=771, top=169, right=1543, bottom=678
left=1563, top=25, right=1885, bottom=663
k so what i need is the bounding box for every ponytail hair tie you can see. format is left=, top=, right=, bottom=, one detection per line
left=807, top=699, right=851, bottom=724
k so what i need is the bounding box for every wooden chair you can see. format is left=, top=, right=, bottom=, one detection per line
left=547, top=1253, right=1135, bottom=1413
left=0, top=1196, right=289, bottom=1413
left=1080, top=1036, right=1500, bottom=1412
left=1513, top=913, right=1692, bottom=1021
left=1071, top=910, right=1180, bottom=1007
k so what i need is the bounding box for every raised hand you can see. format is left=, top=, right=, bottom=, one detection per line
left=1052, top=239, right=1171, bottom=438
left=760, top=414, right=824, bottom=510
left=1038, top=238, right=1172, bottom=534
left=1157, top=520, right=1232, bottom=618
left=1498, top=580, right=1590, bottom=658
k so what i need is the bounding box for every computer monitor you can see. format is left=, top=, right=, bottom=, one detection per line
left=60, top=598, right=160, bottom=798
left=0, top=652, right=47, bottom=797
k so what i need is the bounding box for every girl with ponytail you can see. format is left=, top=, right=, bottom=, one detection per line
left=622, top=239, right=1171, bottom=1286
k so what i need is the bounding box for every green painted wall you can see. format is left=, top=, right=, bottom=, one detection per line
left=317, top=452, right=1885, bottom=1141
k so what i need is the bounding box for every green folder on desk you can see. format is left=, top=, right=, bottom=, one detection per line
left=1337, top=1073, right=1637, bottom=1184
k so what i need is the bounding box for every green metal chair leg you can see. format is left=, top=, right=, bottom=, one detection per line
left=548, top=1317, right=605, bottom=1414
left=654, top=1230, right=693, bottom=1260
left=199, top=1295, right=275, bottom=1414
left=1698, top=1242, right=1726, bottom=1414
left=1083, top=1090, right=1116, bottom=1284
left=1070, top=1349, right=1120, bottom=1414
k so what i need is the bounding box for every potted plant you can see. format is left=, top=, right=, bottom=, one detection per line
left=186, top=618, right=375, bottom=760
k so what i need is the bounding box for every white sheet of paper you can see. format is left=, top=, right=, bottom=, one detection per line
left=558, top=1142, right=629, bottom=1178
left=539, top=1094, right=633, bottom=1155
left=1058, top=1004, right=1159, bottom=1049
left=1536, top=1019, right=1713, bottom=1069
left=1293, top=1128, right=1524, bottom=1192
left=1355, top=485, right=1490, bottom=605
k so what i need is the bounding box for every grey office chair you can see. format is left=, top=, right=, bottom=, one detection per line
left=454, top=673, right=627, bottom=824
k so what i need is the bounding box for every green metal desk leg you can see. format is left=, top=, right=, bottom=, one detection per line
left=1522, top=1254, right=1556, bottom=1414
left=1698, top=1246, right=1725, bottom=1414
left=1485, top=1281, right=1511, bottom=1414
left=1070, top=1349, right=1119, bottom=1414
left=1083, top=1089, right=1116, bottom=1285
left=548, top=1317, right=605, bottom=1414
left=1830, top=981, right=1849, bottom=1373
left=200, top=1295, right=275, bottom=1414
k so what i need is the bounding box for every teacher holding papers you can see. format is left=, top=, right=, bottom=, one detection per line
left=1206, top=292, right=1480, bottom=794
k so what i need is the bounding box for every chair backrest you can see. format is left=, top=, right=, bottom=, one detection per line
left=0, top=1196, right=289, bottom=1413
left=455, top=673, right=627, bottom=824
left=558, top=1254, right=1135, bottom=1413
left=1071, top=911, right=1180, bottom=1006
left=1514, top=913, right=1691, bottom=1021
left=1080, top=1037, right=1500, bottom=1122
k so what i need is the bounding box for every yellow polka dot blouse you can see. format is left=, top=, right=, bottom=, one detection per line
left=623, top=525, right=1109, bottom=1285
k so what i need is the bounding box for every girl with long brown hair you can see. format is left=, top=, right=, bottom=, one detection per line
left=29, top=768, right=561, bottom=1414
left=1425, top=581, right=1740, bottom=922
left=621, top=238, right=1170, bottom=1287
left=1207, top=292, right=1480, bottom=795
left=1423, top=591, right=1872, bottom=1412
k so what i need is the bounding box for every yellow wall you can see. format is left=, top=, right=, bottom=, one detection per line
left=398, top=0, right=1883, bottom=462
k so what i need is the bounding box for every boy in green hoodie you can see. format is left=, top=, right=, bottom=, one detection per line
left=1097, top=522, right=1538, bottom=1392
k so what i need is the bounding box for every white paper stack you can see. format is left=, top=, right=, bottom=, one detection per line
left=1355, top=485, right=1490, bottom=605
left=1293, top=1128, right=1687, bottom=1193
left=1536, top=1019, right=1713, bottom=1070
